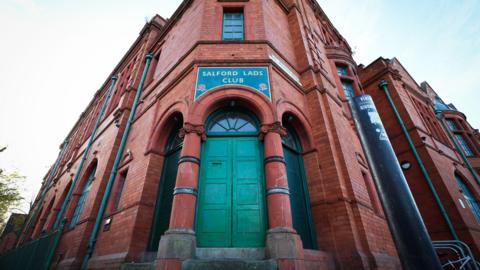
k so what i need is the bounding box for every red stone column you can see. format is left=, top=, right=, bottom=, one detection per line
left=156, top=123, right=204, bottom=270
left=261, top=122, right=304, bottom=266
left=262, top=123, right=294, bottom=229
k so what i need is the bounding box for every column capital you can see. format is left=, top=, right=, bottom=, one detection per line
left=259, top=121, right=287, bottom=140
left=179, top=122, right=206, bottom=140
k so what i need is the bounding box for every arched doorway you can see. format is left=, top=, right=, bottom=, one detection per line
left=282, top=120, right=317, bottom=249
left=147, top=120, right=184, bottom=252
left=196, top=108, right=266, bottom=247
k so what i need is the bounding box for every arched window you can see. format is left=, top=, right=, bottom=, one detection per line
left=456, top=174, right=480, bottom=223
left=69, top=164, right=97, bottom=228
left=207, top=110, right=258, bottom=134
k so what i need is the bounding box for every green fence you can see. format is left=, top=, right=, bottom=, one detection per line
left=0, top=229, right=61, bottom=270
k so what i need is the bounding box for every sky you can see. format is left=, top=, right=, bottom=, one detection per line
left=0, top=0, right=479, bottom=213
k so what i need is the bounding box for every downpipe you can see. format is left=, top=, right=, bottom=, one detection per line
left=80, top=53, right=153, bottom=270
left=44, top=75, right=118, bottom=269
left=53, top=75, right=118, bottom=229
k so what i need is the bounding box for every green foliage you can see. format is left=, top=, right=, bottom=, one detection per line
left=0, top=146, right=25, bottom=228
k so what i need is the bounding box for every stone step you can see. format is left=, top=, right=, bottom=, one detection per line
left=120, top=262, right=155, bottom=270
left=195, top=248, right=265, bottom=260
left=182, top=259, right=277, bottom=270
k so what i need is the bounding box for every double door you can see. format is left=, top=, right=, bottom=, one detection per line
left=196, top=137, right=266, bottom=247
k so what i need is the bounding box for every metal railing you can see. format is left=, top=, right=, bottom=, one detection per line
left=434, top=240, right=480, bottom=270
left=0, top=229, right=62, bottom=270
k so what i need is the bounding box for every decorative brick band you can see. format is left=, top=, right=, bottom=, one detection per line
left=264, top=156, right=286, bottom=165
left=266, top=187, right=290, bottom=196
left=173, top=186, right=198, bottom=196
left=178, top=156, right=200, bottom=165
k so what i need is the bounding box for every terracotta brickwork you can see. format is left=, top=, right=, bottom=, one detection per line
left=12, top=0, right=480, bottom=269
left=359, top=57, right=480, bottom=258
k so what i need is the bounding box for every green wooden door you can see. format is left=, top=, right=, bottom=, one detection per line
left=282, top=124, right=317, bottom=249
left=196, top=137, right=266, bottom=247
left=147, top=126, right=183, bottom=252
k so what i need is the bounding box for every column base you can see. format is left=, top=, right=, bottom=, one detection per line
left=266, top=227, right=304, bottom=260
left=156, top=228, right=196, bottom=260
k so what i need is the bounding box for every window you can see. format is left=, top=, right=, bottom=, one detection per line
left=207, top=110, right=257, bottom=134
left=113, top=170, right=128, bottom=210
left=446, top=119, right=458, bottom=131
left=336, top=65, right=349, bottom=76
left=70, top=165, right=96, bottom=228
left=455, top=134, right=474, bottom=157
left=341, top=81, right=355, bottom=99
left=336, top=65, right=355, bottom=99
left=223, top=11, right=244, bottom=40
left=456, top=175, right=480, bottom=223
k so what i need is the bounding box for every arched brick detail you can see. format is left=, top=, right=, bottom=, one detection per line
left=277, top=101, right=315, bottom=152
left=187, top=86, right=275, bottom=125
left=146, top=100, right=188, bottom=155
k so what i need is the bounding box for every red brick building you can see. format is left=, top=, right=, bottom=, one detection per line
left=3, top=1, right=479, bottom=270
left=359, top=57, right=480, bottom=258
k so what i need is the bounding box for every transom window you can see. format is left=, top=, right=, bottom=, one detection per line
left=282, top=124, right=302, bottom=152
left=223, top=11, right=244, bottom=40
left=207, top=111, right=258, bottom=134
left=165, top=124, right=184, bottom=153
left=336, top=65, right=349, bottom=76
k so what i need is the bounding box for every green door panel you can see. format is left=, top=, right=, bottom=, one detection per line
left=148, top=148, right=181, bottom=251
left=197, top=137, right=265, bottom=247
left=197, top=138, right=232, bottom=246
left=283, top=146, right=316, bottom=249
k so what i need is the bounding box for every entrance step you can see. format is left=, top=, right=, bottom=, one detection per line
left=195, top=248, right=265, bottom=260
left=121, top=262, right=155, bottom=270
left=182, top=259, right=277, bottom=270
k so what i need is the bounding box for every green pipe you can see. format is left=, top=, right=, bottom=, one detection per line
left=53, top=75, right=118, bottom=229
left=16, top=139, right=69, bottom=247
left=379, top=80, right=459, bottom=240
left=436, top=112, right=480, bottom=186
left=80, top=53, right=153, bottom=270
left=44, top=75, right=118, bottom=270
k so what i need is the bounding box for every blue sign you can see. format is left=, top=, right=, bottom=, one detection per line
left=195, top=67, right=271, bottom=100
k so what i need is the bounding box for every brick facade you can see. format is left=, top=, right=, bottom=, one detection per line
left=5, top=1, right=479, bottom=269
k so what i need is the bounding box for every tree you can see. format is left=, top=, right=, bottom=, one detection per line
left=0, top=146, right=24, bottom=229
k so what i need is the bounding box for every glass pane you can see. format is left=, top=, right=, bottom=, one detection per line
left=336, top=65, right=349, bottom=76
left=223, top=11, right=243, bottom=40
left=208, top=111, right=257, bottom=133
left=455, top=134, right=474, bottom=156
left=70, top=166, right=96, bottom=228
left=446, top=119, right=457, bottom=130
left=341, top=80, right=355, bottom=99
left=282, top=125, right=301, bottom=152
left=456, top=175, right=480, bottom=222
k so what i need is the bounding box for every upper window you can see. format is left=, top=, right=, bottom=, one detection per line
left=70, top=164, right=96, bottom=228
left=336, top=65, right=349, bottom=76
left=341, top=81, right=355, bottom=99
left=223, top=11, right=244, bottom=40
left=455, top=134, right=474, bottom=157
left=446, top=119, right=458, bottom=131
left=207, top=110, right=257, bottom=134
left=456, top=175, right=480, bottom=223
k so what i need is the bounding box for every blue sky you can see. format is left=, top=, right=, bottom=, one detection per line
left=0, top=0, right=478, bottom=212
